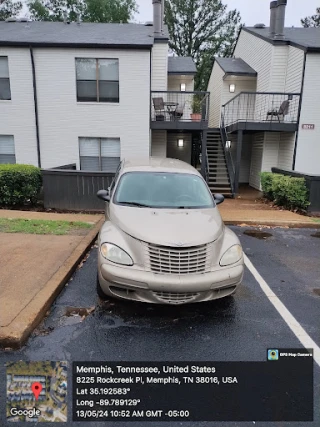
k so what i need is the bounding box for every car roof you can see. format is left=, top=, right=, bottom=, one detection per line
left=121, top=157, right=201, bottom=175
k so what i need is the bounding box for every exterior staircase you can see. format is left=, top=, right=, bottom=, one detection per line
left=206, top=128, right=233, bottom=197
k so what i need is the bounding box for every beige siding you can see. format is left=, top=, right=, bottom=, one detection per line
left=0, top=48, right=38, bottom=166
left=269, top=46, right=288, bottom=91
left=167, top=76, right=194, bottom=119
left=167, top=133, right=192, bottom=164
left=295, top=53, right=320, bottom=174
left=33, top=48, right=150, bottom=168
left=249, top=133, right=264, bottom=190
left=221, top=79, right=256, bottom=106
left=151, top=130, right=167, bottom=157
left=167, top=76, right=194, bottom=92
left=262, top=132, right=280, bottom=172
left=151, top=43, right=168, bottom=91
left=207, top=62, right=224, bottom=127
left=234, top=31, right=273, bottom=92
left=278, top=132, right=295, bottom=170
left=285, top=46, right=304, bottom=93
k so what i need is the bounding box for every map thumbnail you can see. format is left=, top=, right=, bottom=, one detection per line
left=6, top=361, right=67, bottom=422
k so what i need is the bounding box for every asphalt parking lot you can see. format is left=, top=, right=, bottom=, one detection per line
left=0, top=226, right=319, bottom=427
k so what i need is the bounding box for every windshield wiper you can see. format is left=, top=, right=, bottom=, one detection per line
left=118, top=201, right=151, bottom=208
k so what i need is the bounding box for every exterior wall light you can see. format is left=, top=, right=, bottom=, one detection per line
left=180, top=83, right=186, bottom=91
left=226, top=140, right=231, bottom=149
left=178, top=138, right=184, bottom=148
left=229, top=84, right=236, bottom=93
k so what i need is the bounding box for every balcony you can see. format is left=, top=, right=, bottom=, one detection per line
left=222, top=92, right=301, bottom=133
left=151, top=91, right=210, bottom=130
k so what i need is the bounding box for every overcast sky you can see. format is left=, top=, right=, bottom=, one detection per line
left=135, top=0, right=319, bottom=27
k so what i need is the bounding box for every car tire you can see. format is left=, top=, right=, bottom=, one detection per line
left=96, top=273, right=108, bottom=300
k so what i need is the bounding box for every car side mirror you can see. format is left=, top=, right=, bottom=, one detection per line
left=97, top=189, right=110, bottom=202
left=214, top=193, right=224, bottom=205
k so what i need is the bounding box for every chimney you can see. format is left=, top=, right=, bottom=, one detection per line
left=274, top=0, right=287, bottom=39
left=269, top=1, right=277, bottom=36
left=152, top=0, right=162, bottom=34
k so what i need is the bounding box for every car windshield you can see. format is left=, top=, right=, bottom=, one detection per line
left=113, top=172, right=214, bottom=209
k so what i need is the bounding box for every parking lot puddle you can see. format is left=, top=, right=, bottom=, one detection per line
left=243, top=230, right=273, bottom=239
left=313, top=289, right=320, bottom=296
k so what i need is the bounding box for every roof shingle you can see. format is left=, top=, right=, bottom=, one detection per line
left=245, top=27, right=320, bottom=51
left=215, top=57, right=257, bottom=76
left=168, top=56, right=196, bottom=74
left=0, top=21, right=169, bottom=48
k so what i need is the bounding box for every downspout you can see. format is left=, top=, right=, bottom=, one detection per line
left=149, top=49, right=152, bottom=156
left=292, top=51, right=307, bottom=170
left=30, top=46, right=41, bottom=168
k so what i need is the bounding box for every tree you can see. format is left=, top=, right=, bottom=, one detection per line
left=0, top=0, right=23, bottom=20
left=301, top=7, right=320, bottom=27
left=27, top=0, right=138, bottom=23
left=164, top=0, right=242, bottom=91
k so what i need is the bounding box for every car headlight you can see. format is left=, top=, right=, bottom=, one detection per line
left=100, top=243, right=133, bottom=266
left=219, top=244, right=243, bottom=266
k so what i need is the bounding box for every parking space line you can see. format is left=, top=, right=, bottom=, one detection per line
left=244, top=254, right=320, bottom=367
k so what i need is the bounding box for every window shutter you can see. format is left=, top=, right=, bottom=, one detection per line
left=79, top=137, right=99, bottom=171
left=0, top=135, right=15, bottom=154
left=101, top=138, right=120, bottom=173
left=0, top=57, right=9, bottom=78
left=79, top=137, right=99, bottom=156
left=101, top=138, right=120, bottom=157
left=0, top=135, right=15, bottom=163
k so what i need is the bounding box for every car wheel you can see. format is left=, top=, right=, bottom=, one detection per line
left=96, top=273, right=108, bottom=300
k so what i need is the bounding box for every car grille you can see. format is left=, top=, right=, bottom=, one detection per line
left=145, top=242, right=213, bottom=275
left=153, top=291, right=200, bottom=304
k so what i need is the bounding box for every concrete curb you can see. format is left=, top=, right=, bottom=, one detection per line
left=0, top=218, right=104, bottom=349
left=223, top=220, right=320, bottom=229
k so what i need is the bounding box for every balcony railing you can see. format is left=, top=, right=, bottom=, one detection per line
left=151, top=91, right=210, bottom=123
left=222, top=92, right=301, bottom=127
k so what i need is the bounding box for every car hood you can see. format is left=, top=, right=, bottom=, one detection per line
left=109, top=205, right=224, bottom=246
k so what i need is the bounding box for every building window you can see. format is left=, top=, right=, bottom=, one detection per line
left=0, top=57, right=11, bottom=100
left=0, top=135, right=15, bottom=163
left=76, top=58, right=119, bottom=103
left=79, top=137, right=120, bottom=172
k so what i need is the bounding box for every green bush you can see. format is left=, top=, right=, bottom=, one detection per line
left=0, top=164, right=42, bottom=206
left=260, top=172, right=310, bottom=211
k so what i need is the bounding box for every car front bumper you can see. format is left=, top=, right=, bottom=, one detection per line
left=98, top=261, right=244, bottom=304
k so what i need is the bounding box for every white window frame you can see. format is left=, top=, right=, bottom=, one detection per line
left=75, top=58, right=119, bottom=103
left=79, top=137, right=120, bottom=172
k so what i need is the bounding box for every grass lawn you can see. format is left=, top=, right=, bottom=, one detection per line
left=312, top=218, right=320, bottom=223
left=0, top=218, right=92, bottom=235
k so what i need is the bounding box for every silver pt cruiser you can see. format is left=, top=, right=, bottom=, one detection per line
left=96, top=157, right=244, bottom=305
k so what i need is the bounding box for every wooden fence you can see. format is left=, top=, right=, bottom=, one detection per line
left=42, top=167, right=114, bottom=211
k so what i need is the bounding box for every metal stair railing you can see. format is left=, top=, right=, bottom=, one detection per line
left=220, top=112, right=235, bottom=197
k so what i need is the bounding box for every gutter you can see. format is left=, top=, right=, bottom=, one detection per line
left=30, top=46, right=41, bottom=168
left=292, top=51, right=307, bottom=170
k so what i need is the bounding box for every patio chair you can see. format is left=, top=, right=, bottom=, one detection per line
left=266, top=100, right=289, bottom=122
left=152, top=97, right=165, bottom=121
left=169, top=101, right=185, bottom=121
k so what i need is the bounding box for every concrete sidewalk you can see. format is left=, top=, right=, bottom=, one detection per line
left=0, top=210, right=104, bottom=348
left=219, top=188, right=319, bottom=228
